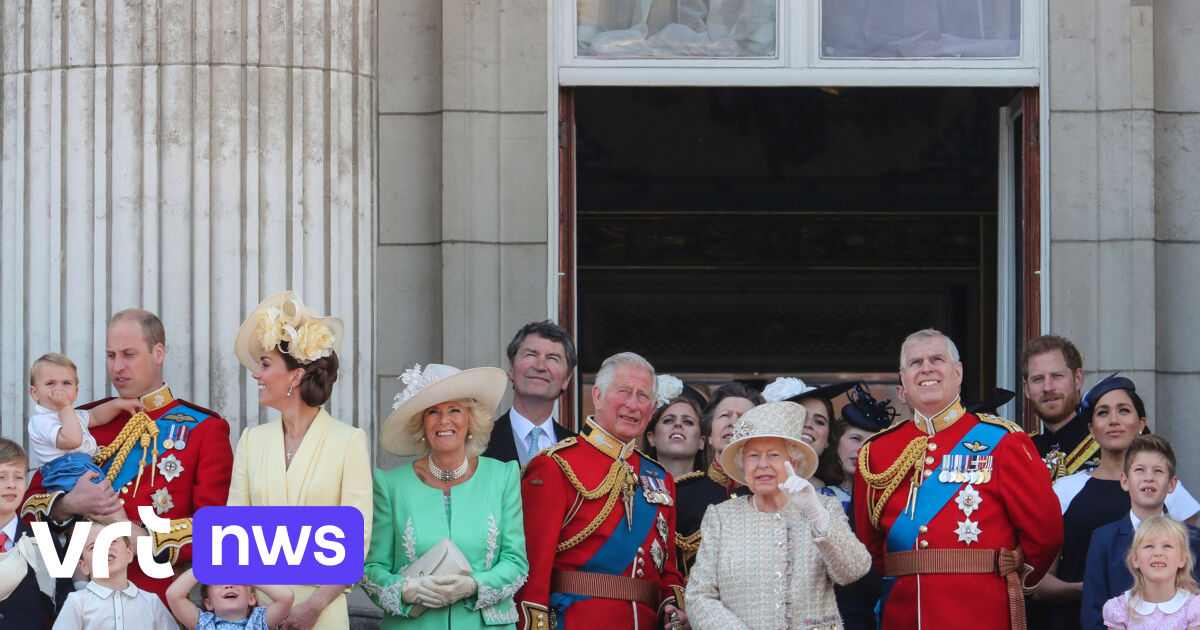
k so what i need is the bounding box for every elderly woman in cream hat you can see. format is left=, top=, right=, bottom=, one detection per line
left=686, top=401, right=870, bottom=630
left=228, top=291, right=373, bottom=630
left=361, top=364, right=529, bottom=629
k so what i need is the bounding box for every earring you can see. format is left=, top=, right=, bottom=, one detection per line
left=287, top=385, right=294, bottom=397
left=467, top=432, right=474, bottom=439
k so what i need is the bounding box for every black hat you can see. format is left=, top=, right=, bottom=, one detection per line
left=1075, top=373, right=1140, bottom=425
left=964, top=388, right=1017, bottom=415
left=840, top=381, right=897, bottom=433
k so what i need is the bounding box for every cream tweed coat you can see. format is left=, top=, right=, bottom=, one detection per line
left=687, top=494, right=870, bottom=630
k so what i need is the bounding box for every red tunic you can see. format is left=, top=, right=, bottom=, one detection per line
left=517, top=418, right=685, bottom=630
left=853, top=401, right=1062, bottom=630
left=22, top=384, right=233, bottom=603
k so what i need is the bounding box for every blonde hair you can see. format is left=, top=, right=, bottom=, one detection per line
left=405, top=398, right=494, bottom=458
left=1126, top=516, right=1199, bottom=618
left=29, top=353, right=79, bottom=386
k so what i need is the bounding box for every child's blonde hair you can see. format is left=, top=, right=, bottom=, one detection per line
left=1125, top=515, right=1199, bottom=617
left=29, top=353, right=78, bottom=385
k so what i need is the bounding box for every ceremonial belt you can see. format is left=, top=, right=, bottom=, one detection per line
left=551, top=569, right=660, bottom=610
left=884, top=547, right=1027, bottom=630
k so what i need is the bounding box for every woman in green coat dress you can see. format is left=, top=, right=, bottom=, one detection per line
left=361, top=363, right=529, bottom=629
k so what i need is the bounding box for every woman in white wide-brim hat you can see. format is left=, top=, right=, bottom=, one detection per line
left=361, top=363, right=529, bottom=630
left=686, top=401, right=871, bottom=630
left=228, top=291, right=373, bottom=630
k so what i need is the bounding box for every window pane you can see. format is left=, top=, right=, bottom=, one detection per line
left=822, top=0, right=1020, bottom=58
left=577, top=0, right=778, bottom=58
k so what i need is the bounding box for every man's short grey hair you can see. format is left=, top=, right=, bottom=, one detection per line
left=898, top=328, right=960, bottom=370
left=594, top=352, right=656, bottom=396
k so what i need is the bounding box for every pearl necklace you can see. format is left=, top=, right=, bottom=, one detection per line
left=429, top=455, right=469, bottom=482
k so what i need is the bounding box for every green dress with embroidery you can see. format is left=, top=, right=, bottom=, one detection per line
left=361, top=457, right=529, bottom=629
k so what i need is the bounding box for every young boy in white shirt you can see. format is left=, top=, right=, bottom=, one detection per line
left=52, top=516, right=176, bottom=629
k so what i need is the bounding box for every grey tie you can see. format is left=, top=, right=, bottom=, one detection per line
left=524, top=426, right=545, bottom=463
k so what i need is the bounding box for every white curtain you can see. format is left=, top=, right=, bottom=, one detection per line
left=577, top=0, right=777, bottom=57
left=821, top=0, right=1020, bottom=58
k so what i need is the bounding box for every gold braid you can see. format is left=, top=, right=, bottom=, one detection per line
left=92, top=411, right=158, bottom=484
left=857, top=436, right=929, bottom=530
left=551, top=454, right=637, bottom=552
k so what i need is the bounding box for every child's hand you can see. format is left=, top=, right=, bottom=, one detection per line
left=113, top=398, right=145, bottom=415
left=47, top=387, right=77, bottom=411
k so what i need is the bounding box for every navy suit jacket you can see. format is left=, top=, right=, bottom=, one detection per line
left=481, top=410, right=576, bottom=464
left=1080, top=515, right=1200, bottom=630
left=0, top=519, right=72, bottom=629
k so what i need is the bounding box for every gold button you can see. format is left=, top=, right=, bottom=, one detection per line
left=637, top=547, right=644, bottom=554
left=918, top=525, right=928, bottom=533
left=922, top=469, right=931, bottom=477
left=637, top=558, right=645, bottom=566
left=119, top=498, right=125, bottom=505
left=120, top=487, right=129, bottom=494
left=924, top=456, right=935, bottom=465
left=636, top=569, right=644, bottom=577
left=927, top=443, right=937, bottom=452
left=920, top=540, right=929, bottom=549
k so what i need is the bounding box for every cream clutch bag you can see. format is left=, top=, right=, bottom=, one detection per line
left=402, top=538, right=472, bottom=617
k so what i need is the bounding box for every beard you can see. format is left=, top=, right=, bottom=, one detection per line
left=1034, top=391, right=1081, bottom=426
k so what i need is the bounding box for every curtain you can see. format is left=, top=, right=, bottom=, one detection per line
left=577, top=0, right=778, bottom=57
left=821, top=0, right=1020, bottom=58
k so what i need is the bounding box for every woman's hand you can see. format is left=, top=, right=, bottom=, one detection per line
left=402, top=576, right=449, bottom=608
left=427, top=575, right=476, bottom=605
left=781, top=461, right=830, bottom=535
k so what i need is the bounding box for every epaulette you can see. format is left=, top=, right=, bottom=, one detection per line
left=862, top=420, right=909, bottom=444
left=977, top=413, right=1023, bottom=433
left=542, top=436, right=577, bottom=457
left=674, top=470, right=705, bottom=484
left=635, top=448, right=666, bottom=470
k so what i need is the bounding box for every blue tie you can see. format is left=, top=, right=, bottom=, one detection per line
left=525, top=426, right=545, bottom=463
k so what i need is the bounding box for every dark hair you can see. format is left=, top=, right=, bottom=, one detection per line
left=110, top=308, right=166, bottom=350
left=506, top=321, right=578, bottom=372
left=815, top=418, right=848, bottom=487
left=0, top=437, right=28, bottom=469
left=796, top=394, right=836, bottom=426
left=1079, top=377, right=1146, bottom=425
left=279, top=349, right=339, bottom=407
left=643, top=396, right=708, bottom=472
left=702, top=382, right=766, bottom=436
left=1125, top=434, right=1177, bottom=478
left=1021, top=335, right=1083, bottom=378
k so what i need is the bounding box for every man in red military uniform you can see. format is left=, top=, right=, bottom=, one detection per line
left=517, top=352, right=690, bottom=630
left=21, top=309, right=233, bottom=602
left=854, top=328, right=1062, bottom=630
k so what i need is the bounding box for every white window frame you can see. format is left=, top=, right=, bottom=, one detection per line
left=558, top=0, right=1041, bottom=87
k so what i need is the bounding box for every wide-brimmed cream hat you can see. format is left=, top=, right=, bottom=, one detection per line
left=234, top=291, right=345, bottom=370
left=720, top=401, right=818, bottom=486
left=380, top=363, right=508, bottom=456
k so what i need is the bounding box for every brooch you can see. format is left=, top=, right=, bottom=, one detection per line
left=150, top=487, right=175, bottom=515
left=156, top=454, right=185, bottom=483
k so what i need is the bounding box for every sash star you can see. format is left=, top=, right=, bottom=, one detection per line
left=156, top=454, right=185, bottom=483
left=955, top=484, right=982, bottom=517
left=955, top=518, right=981, bottom=545
left=151, top=487, right=175, bottom=515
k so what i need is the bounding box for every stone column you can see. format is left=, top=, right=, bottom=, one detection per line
left=0, top=0, right=376, bottom=445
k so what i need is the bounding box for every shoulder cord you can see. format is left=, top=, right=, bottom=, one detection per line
left=857, top=436, right=928, bottom=530
left=551, top=454, right=638, bottom=552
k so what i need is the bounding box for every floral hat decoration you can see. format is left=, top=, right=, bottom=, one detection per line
left=380, top=363, right=508, bottom=456
left=234, top=291, right=344, bottom=370
left=655, top=374, right=684, bottom=409
left=762, top=376, right=857, bottom=406
left=720, top=401, right=818, bottom=486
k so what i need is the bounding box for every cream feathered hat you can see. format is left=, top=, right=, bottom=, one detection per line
left=234, top=291, right=344, bottom=370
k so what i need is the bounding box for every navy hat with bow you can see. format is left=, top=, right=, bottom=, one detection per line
left=1075, top=373, right=1144, bottom=425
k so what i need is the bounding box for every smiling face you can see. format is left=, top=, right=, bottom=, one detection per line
left=741, top=437, right=795, bottom=499
left=1132, top=530, right=1187, bottom=587
left=708, top=397, right=756, bottom=458
left=1122, top=451, right=1177, bottom=515
left=0, top=461, right=27, bottom=518
left=1089, top=389, right=1146, bottom=453
left=899, top=336, right=963, bottom=417
left=591, top=364, right=656, bottom=443
left=1023, top=349, right=1084, bottom=425
left=647, top=401, right=704, bottom=460
left=203, top=584, right=256, bottom=620
left=798, top=397, right=831, bottom=456
left=838, top=426, right=873, bottom=477
left=106, top=318, right=165, bottom=399
left=422, top=400, right=471, bottom=458
left=78, top=528, right=134, bottom=579
left=509, top=333, right=572, bottom=404
left=252, top=349, right=304, bottom=410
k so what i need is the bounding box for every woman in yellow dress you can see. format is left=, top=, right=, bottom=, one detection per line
left=228, top=291, right=373, bottom=630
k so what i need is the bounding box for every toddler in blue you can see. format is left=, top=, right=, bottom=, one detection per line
left=168, top=568, right=295, bottom=630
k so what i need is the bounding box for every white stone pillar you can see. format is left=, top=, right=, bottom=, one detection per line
left=0, top=0, right=376, bottom=447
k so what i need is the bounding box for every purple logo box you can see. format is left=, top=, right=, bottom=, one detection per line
left=193, top=506, right=364, bottom=585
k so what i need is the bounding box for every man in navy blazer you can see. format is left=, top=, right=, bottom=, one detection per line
left=1080, top=435, right=1200, bottom=630
left=482, top=321, right=578, bottom=465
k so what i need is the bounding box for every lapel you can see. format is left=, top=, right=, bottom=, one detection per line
left=553, top=420, right=577, bottom=441
left=491, top=411, right=519, bottom=461
left=267, top=410, right=334, bottom=506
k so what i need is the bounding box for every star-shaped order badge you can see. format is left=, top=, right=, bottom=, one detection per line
left=955, top=519, right=981, bottom=545
left=156, top=454, right=185, bottom=483
left=650, top=539, right=666, bottom=572
left=150, top=487, right=175, bottom=515
left=955, top=484, right=982, bottom=517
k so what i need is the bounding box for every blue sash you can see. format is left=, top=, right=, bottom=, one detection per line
left=102, top=405, right=205, bottom=490
left=550, top=458, right=663, bottom=624
left=885, top=421, right=1006, bottom=552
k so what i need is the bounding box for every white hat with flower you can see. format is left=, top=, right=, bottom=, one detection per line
left=380, top=363, right=508, bottom=456
left=234, top=291, right=344, bottom=370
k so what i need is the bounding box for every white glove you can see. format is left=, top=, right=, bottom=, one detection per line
left=402, top=576, right=449, bottom=608
left=781, top=461, right=831, bottom=536
left=427, top=574, right=477, bottom=605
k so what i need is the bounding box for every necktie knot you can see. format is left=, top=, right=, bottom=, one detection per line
left=525, top=426, right=545, bottom=462
left=0, top=531, right=10, bottom=553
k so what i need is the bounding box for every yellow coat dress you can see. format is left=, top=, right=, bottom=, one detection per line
left=228, top=409, right=374, bottom=630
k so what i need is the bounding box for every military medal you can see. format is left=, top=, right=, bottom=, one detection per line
left=163, top=425, right=176, bottom=450
left=156, top=453, right=185, bottom=483
left=939, top=456, right=951, bottom=483
left=955, top=518, right=981, bottom=545
left=657, top=513, right=669, bottom=544
left=955, top=484, right=982, bottom=517
left=150, top=487, right=175, bottom=514
left=174, top=425, right=188, bottom=450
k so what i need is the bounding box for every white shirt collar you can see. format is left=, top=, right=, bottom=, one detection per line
left=0, top=515, right=18, bottom=542
left=1130, top=509, right=1168, bottom=531
left=33, top=403, right=56, bottom=415
left=509, top=406, right=555, bottom=442
left=86, top=580, right=140, bottom=599
left=1131, top=589, right=1189, bottom=615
